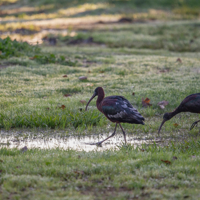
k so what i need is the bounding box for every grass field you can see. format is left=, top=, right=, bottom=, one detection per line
left=0, top=0, right=200, bottom=199
left=0, top=141, right=200, bottom=200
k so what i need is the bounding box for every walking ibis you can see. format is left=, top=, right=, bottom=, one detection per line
left=158, top=93, right=200, bottom=134
left=85, top=87, right=145, bottom=146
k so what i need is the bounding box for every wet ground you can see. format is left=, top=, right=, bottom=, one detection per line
left=0, top=130, right=167, bottom=151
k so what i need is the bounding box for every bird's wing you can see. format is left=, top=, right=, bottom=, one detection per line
left=101, top=96, right=144, bottom=123
left=104, top=96, right=137, bottom=109
left=181, top=93, right=200, bottom=112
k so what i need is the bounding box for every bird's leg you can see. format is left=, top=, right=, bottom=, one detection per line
left=190, top=120, right=200, bottom=130
left=119, top=123, right=127, bottom=144
left=95, top=123, right=118, bottom=146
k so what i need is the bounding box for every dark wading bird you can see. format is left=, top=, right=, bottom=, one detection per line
left=158, top=93, right=200, bottom=134
left=85, top=87, right=145, bottom=146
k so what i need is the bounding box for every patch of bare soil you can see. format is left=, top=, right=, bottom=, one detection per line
left=97, top=17, right=155, bottom=24
left=14, top=28, right=38, bottom=35
left=67, top=36, right=103, bottom=45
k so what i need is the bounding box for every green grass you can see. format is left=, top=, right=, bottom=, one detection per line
left=0, top=37, right=41, bottom=59
left=0, top=140, right=200, bottom=199
left=0, top=39, right=200, bottom=133
left=59, top=21, right=200, bottom=51
left=0, top=1, right=200, bottom=199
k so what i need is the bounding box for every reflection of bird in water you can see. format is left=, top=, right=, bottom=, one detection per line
left=85, top=87, right=145, bottom=146
left=158, top=93, right=200, bottom=134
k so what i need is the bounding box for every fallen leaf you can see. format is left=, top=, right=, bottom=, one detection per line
left=59, top=105, right=66, bottom=109
left=79, top=76, right=87, bottom=80
left=173, top=123, right=179, bottom=127
left=21, top=146, right=28, bottom=153
left=161, top=159, right=171, bottom=164
left=132, top=92, right=135, bottom=96
left=160, top=105, right=165, bottom=109
left=157, top=100, right=169, bottom=109
left=140, top=149, right=145, bottom=152
left=142, top=97, right=152, bottom=107
left=172, top=156, right=178, bottom=160
left=74, top=170, right=84, bottom=175
left=158, top=100, right=169, bottom=106
left=86, top=83, right=94, bottom=87
left=191, top=155, right=196, bottom=158
left=190, top=39, right=194, bottom=43
left=64, top=94, right=71, bottom=97
left=176, top=58, right=182, bottom=63
left=159, top=69, right=169, bottom=73
left=63, top=75, right=68, bottom=77
left=80, top=100, right=87, bottom=104
left=29, top=56, right=36, bottom=60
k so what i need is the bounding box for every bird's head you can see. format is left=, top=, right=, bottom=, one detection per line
left=163, top=113, right=171, bottom=121
left=85, top=87, right=102, bottom=111
left=93, top=87, right=100, bottom=96
left=158, top=112, right=171, bottom=135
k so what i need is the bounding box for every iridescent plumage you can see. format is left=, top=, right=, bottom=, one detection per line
left=158, top=93, right=200, bottom=134
left=85, top=87, right=145, bottom=145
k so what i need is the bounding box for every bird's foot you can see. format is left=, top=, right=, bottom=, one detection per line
left=86, top=142, right=103, bottom=147
left=122, top=143, right=128, bottom=147
left=85, top=142, right=96, bottom=145
left=156, top=136, right=162, bottom=140
left=190, top=122, right=198, bottom=130
left=95, top=142, right=103, bottom=147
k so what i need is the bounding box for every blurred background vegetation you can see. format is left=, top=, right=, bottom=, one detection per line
left=0, top=0, right=200, bottom=19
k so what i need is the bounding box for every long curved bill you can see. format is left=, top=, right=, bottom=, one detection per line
left=85, top=93, right=96, bottom=111
left=158, top=119, right=166, bottom=135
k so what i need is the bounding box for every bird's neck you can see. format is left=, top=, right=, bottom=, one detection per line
left=169, top=109, right=180, bottom=120
left=96, top=88, right=105, bottom=108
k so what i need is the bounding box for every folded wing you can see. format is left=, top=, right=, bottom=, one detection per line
left=101, top=96, right=145, bottom=124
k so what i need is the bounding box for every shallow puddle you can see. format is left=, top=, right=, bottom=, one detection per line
left=0, top=130, right=164, bottom=151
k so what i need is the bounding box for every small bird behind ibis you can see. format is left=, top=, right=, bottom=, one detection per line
left=85, top=87, right=145, bottom=146
left=158, top=93, right=200, bottom=134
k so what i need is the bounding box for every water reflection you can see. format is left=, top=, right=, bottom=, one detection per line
left=0, top=131, right=163, bottom=152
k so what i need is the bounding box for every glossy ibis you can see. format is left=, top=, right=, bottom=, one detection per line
left=85, top=87, right=145, bottom=146
left=158, top=93, right=200, bottom=134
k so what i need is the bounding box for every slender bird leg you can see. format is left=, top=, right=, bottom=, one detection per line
left=95, top=123, right=118, bottom=147
left=190, top=120, right=200, bottom=130
left=119, top=123, right=127, bottom=144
